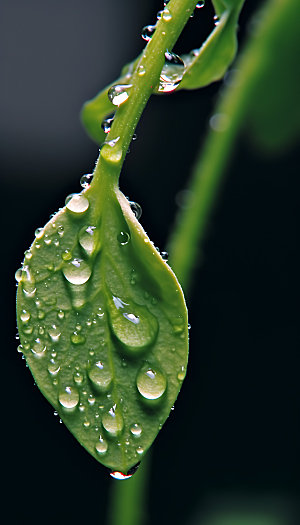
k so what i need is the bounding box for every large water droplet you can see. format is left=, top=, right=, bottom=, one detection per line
left=71, top=332, right=86, bottom=345
left=88, top=361, right=112, bottom=393
left=128, top=201, right=142, bottom=220
left=130, top=423, right=142, bottom=437
left=162, top=8, right=172, bottom=21
left=48, top=362, right=60, bottom=376
left=35, top=227, right=44, bottom=239
left=108, top=84, right=132, bottom=106
left=196, top=1, right=205, bottom=7
left=58, top=386, right=79, bottom=410
left=65, top=193, right=89, bottom=214
left=102, top=405, right=124, bottom=437
left=80, top=173, right=93, bottom=189
left=136, top=366, right=167, bottom=400
left=117, top=231, right=130, bottom=245
left=141, top=24, right=156, bottom=42
left=62, top=258, right=91, bottom=285
left=109, top=298, right=158, bottom=352
left=78, top=225, right=98, bottom=256
left=177, top=365, right=186, bottom=381
left=95, top=436, right=108, bottom=455
left=158, top=51, right=185, bottom=93
left=15, top=268, right=23, bottom=282
left=31, top=338, right=46, bottom=356
left=110, top=463, right=140, bottom=480
left=101, top=113, right=115, bottom=134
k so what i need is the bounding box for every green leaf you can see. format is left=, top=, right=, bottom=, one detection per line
left=179, top=0, right=245, bottom=90
left=16, top=181, right=188, bottom=474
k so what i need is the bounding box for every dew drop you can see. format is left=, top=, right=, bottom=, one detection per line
left=62, top=249, right=72, bottom=261
left=35, top=227, right=44, bottom=239
left=48, top=324, right=61, bottom=343
left=213, top=14, right=220, bottom=25
left=65, top=193, right=89, bottom=214
left=101, top=114, right=115, bottom=134
left=62, top=258, right=91, bottom=285
left=71, top=332, right=86, bottom=345
left=108, top=84, right=132, bottom=106
left=102, top=405, right=124, bottom=437
left=48, top=362, right=60, bottom=376
left=209, top=113, right=229, bottom=132
left=141, top=24, right=156, bottom=42
left=161, top=251, right=168, bottom=261
left=158, top=51, right=185, bottom=93
left=138, top=65, right=146, bottom=76
left=24, top=250, right=32, bottom=261
left=15, top=268, right=23, bottom=282
left=95, top=436, right=108, bottom=455
left=20, top=310, right=30, bottom=323
left=130, top=423, right=142, bottom=437
left=136, top=366, right=167, bottom=400
left=78, top=225, right=97, bottom=256
left=196, top=1, right=205, bottom=7
left=83, top=419, right=91, bottom=428
left=162, top=8, right=172, bottom=21
left=128, top=201, right=142, bottom=220
left=80, top=173, right=93, bottom=189
left=136, top=446, right=144, bottom=455
left=58, top=386, right=79, bottom=410
left=88, top=361, right=112, bottom=393
left=177, top=365, right=186, bottom=381
left=105, top=136, right=120, bottom=148
left=31, top=338, right=46, bottom=356
left=117, top=231, right=130, bottom=245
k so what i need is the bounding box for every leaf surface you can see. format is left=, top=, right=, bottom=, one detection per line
left=16, top=182, right=188, bottom=474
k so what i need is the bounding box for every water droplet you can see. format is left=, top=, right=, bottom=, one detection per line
left=109, top=297, right=158, bottom=352
left=71, top=332, right=86, bottom=345
left=161, top=251, right=168, bottom=261
left=177, top=365, right=186, bottom=381
left=48, top=324, right=61, bottom=342
left=196, top=1, right=205, bottom=7
left=128, top=201, right=142, bottom=220
left=101, top=114, right=115, bottom=134
left=78, top=225, right=98, bottom=256
left=136, top=366, right=167, bottom=400
left=57, top=309, right=65, bottom=320
left=141, top=24, right=156, bottom=42
left=209, top=113, right=229, bottom=132
left=136, top=446, right=144, bottom=455
left=57, top=225, right=64, bottom=237
left=65, top=193, right=89, bottom=214
left=117, top=231, right=130, bottom=245
left=130, top=423, right=142, bottom=437
left=31, top=338, right=46, bottom=356
left=58, top=386, right=79, bottom=410
left=110, top=463, right=140, bottom=480
left=213, top=14, right=220, bottom=25
left=62, top=258, right=91, bottom=285
left=158, top=51, right=185, bottom=93
left=105, top=136, right=120, bottom=148
left=88, top=361, right=112, bottom=393
left=20, top=310, right=30, bottom=322
left=80, top=173, right=93, bottom=189
left=48, top=362, right=60, bottom=376
left=73, top=370, right=84, bottom=385
left=95, top=436, right=108, bottom=455
left=35, top=227, right=44, bottom=239
left=22, top=324, right=33, bottom=335
left=162, top=8, right=172, bottom=21
left=138, top=65, right=146, bottom=76
left=108, top=84, right=132, bottom=106
left=102, top=405, right=124, bottom=437
left=15, top=268, right=23, bottom=282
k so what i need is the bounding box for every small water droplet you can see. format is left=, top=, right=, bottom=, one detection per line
left=17, top=344, right=23, bottom=353
left=128, top=201, right=142, bottom=220
left=71, top=332, right=86, bottom=345
left=162, top=8, right=172, bottom=21
left=110, top=463, right=140, bottom=480
left=136, top=446, right=144, bottom=455
left=74, top=371, right=84, bottom=385
left=95, top=436, right=108, bottom=455
left=141, top=24, right=156, bottom=42
left=117, top=231, right=130, bottom=245
left=102, top=405, right=124, bottom=437
left=105, top=136, right=120, bottom=148
left=213, top=14, right=220, bottom=25
left=83, top=419, right=91, bottom=428
left=80, top=173, right=93, bottom=189
left=65, top=193, right=89, bottom=214
left=35, top=227, right=44, bottom=239
left=136, top=366, right=167, bottom=400
left=62, top=249, right=72, bottom=261
left=48, top=324, right=61, bottom=342
left=24, top=250, right=32, bottom=261
left=48, top=362, right=60, bottom=376
left=58, top=386, right=79, bottom=410
left=177, top=365, right=186, bottom=381
left=130, top=423, right=142, bottom=437
left=20, top=310, right=30, bottom=323
left=78, top=225, right=98, bottom=256
left=196, top=0, right=205, bottom=7
left=57, top=225, right=64, bottom=237
left=101, top=114, right=115, bottom=134
left=22, top=324, right=33, bottom=335
left=63, top=258, right=92, bottom=285
left=138, top=65, right=146, bottom=76
left=108, top=84, right=132, bottom=106
left=161, top=251, right=168, bottom=261
left=88, top=395, right=96, bottom=406
left=57, top=309, right=65, bottom=320
left=31, top=338, right=46, bottom=356
left=15, top=268, right=23, bottom=282
left=88, top=361, right=112, bottom=393
left=159, top=51, right=185, bottom=93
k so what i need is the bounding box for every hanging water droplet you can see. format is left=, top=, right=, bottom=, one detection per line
left=95, top=436, right=108, bottom=455
left=15, top=268, right=23, bottom=282
left=102, top=405, right=124, bottom=437
left=62, top=249, right=72, bottom=261
left=62, top=258, right=92, bottom=285
left=22, top=324, right=33, bottom=335
left=35, top=227, right=44, bottom=239
left=65, top=193, right=89, bottom=214
left=71, top=332, right=86, bottom=345
left=136, top=366, right=167, bottom=400
left=117, top=231, right=130, bottom=245
left=31, top=338, right=46, bottom=356
left=78, top=225, right=98, bottom=256
left=138, top=65, right=146, bottom=76
left=20, top=310, right=30, bottom=323
left=128, top=201, right=142, bottom=220
left=130, top=423, right=142, bottom=437
left=161, top=251, right=168, bottom=261
left=105, top=136, right=120, bottom=148
left=158, top=51, right=185, bottom=93
left=196, top=1, right=205, bottom=7
left=162, top=8, right=172, bottom=21
left=123, top=312, right=139, bottom=324
left=24, top=250, right=32, bottom=261
left=80, top=173, right=93, bottom=189
left=57, top=225, right=64, bottom=237
left=101, top=113, right=115, bottom=134
left=110, top=463, right=140, bottom=480
left=44, top=235, right=52, bottom=245
left=88, top=361, right=112, bottom=393
left=141, top=24, right=156, bottom=42
left=48, top=324, right=61, bottom=342
left=48, top=362, right=60, bottom=376
left=213, top=14, right=220, bottom=25
left=108, top=84, right=132, bottom=106
left=209, top=113, right=229, bottom=132
left=58, top=386, right=79, bottom=410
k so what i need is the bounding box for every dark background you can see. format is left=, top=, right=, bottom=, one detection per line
left=1, top=1, right=299, bottom=523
